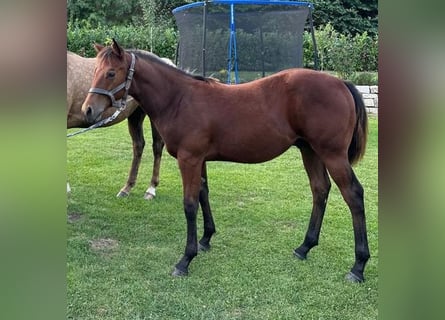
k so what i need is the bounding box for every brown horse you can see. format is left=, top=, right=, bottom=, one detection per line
left=67, top=51, right=170, bottom=199
left=82, top=40, right=370, bottom=282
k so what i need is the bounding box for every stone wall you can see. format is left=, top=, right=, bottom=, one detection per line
left=355, top=85, right=378, bottom=115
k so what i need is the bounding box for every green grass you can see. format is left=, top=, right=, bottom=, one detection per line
left=67, top=116, right=378, bottom=319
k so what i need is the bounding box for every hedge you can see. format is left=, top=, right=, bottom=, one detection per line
left=67, top=21, right=177, bottom=60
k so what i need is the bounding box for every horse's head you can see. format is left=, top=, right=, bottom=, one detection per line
left=82, top=39, right=133, bottom=124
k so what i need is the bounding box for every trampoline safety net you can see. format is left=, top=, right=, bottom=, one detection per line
left=173, top=1, right=314, bottom=83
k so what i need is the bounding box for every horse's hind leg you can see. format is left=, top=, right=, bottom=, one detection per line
left=144, top=119, right=165, bottom=200
left=198, top=163, right=216, bottom=251
left=294, top=141, right=331, bottom=260
left=117, top=107, right=146, bottom=197
left=324, top=156, right=370, bottom=282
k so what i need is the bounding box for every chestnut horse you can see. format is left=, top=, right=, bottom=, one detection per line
left=67, top=51, right=172, bottom=199
left=82, top=40, right=369, bottom=282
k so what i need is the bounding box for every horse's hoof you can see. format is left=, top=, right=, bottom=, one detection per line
left=144, top=186, right=156, bottom=200
left=198, top=242, right=211, bottom=252
left=144, top=192, right=155, bottom=200
left=171, top=267, right=188, bottom=277
left=116, top=191, right=129, bottom=198
left=293, top=249, right=307, bottom=260
left=345, top=271, right=364, bottom=283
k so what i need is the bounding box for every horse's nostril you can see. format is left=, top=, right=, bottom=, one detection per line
left=86, top=106, right=92, bottom=116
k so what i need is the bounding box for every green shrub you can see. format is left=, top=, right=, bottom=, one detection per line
left=303, top=23, right=378, bottom=77
left=348, top=71, right=378, bottom=85
left=67, top=22, right=177, bottom=60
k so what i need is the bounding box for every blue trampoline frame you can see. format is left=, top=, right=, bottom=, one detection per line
left=173, top=0, right=318, bottom=83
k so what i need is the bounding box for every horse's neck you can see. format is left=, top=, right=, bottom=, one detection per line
left=131, top=59, right=186, bottom=120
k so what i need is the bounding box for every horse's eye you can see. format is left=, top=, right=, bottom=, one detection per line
left=106, top=70, right=115, bottom=79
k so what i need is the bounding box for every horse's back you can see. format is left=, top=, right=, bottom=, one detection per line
left=207, top=68, right=354, bottom=127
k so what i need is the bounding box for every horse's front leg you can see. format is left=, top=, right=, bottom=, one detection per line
left=117, top=107, right=145, bottom=197
left=144, top=119, right=164, bottom=200
left=172, top=156, right=204, bottom=276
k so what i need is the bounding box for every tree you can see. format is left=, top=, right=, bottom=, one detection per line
left=67, top=0, right=192, bottom=27
left=67, top=0, right=140, bottom=26
left=312, top=0, right=377, bottom=36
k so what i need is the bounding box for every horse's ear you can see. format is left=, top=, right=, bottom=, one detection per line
left=93, top=43, right=104, bottom=53
left=111, top=38, right=123, bottom=58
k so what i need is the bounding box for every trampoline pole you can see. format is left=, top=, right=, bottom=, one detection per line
left=308, top=7, right=319, bottom=70
left=260, top=24, right=265, bottom=78
left=227, top=33, right=232, bottom=84
left=232, top=4, right=239, bottom=83
left=233, top=22, right=239, bottom=82
left=227, top=3, right=235, bottom=84
left=175, top=41, right=179, bottom=66
left=202, top=1, right=208, bottom=77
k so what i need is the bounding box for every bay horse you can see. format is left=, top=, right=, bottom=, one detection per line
left=82, top=40, right=370, bottom=282
left=67, top=51, right=174, bottom=199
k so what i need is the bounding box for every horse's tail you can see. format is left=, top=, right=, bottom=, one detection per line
left=344, top=81, right=368, bottom=165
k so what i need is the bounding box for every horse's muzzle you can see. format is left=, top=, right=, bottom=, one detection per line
left=84, top=105, right=101, bottom=124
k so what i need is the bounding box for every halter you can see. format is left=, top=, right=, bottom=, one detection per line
left=88, top=52, right=136, bottom=110
left=67, top=53, right=136, bottom=138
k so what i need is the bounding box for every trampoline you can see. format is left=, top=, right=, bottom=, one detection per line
left=173, top=0, right=318, bottom=83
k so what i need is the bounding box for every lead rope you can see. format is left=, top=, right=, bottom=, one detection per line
left=67, top=53, right=136, bottom=138
left=66, top=108, right=123, bottom=137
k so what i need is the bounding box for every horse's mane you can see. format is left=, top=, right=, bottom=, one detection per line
left=128, top=49, right=216, bottom=83
left=99, top=46, right=217, bottom=83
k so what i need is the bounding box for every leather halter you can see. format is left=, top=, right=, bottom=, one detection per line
left=88, top=52, right=136, bottom=110
left=67, top=53, right=136, bottom=138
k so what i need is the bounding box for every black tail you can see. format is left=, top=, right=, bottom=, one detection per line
left=343, top=81, right=368, bottom=165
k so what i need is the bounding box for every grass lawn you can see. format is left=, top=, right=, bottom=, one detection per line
left=67, top=116, right=378, bottom=319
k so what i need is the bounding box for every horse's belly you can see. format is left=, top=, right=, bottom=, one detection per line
left=214, top=134, right=295, bottom=163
